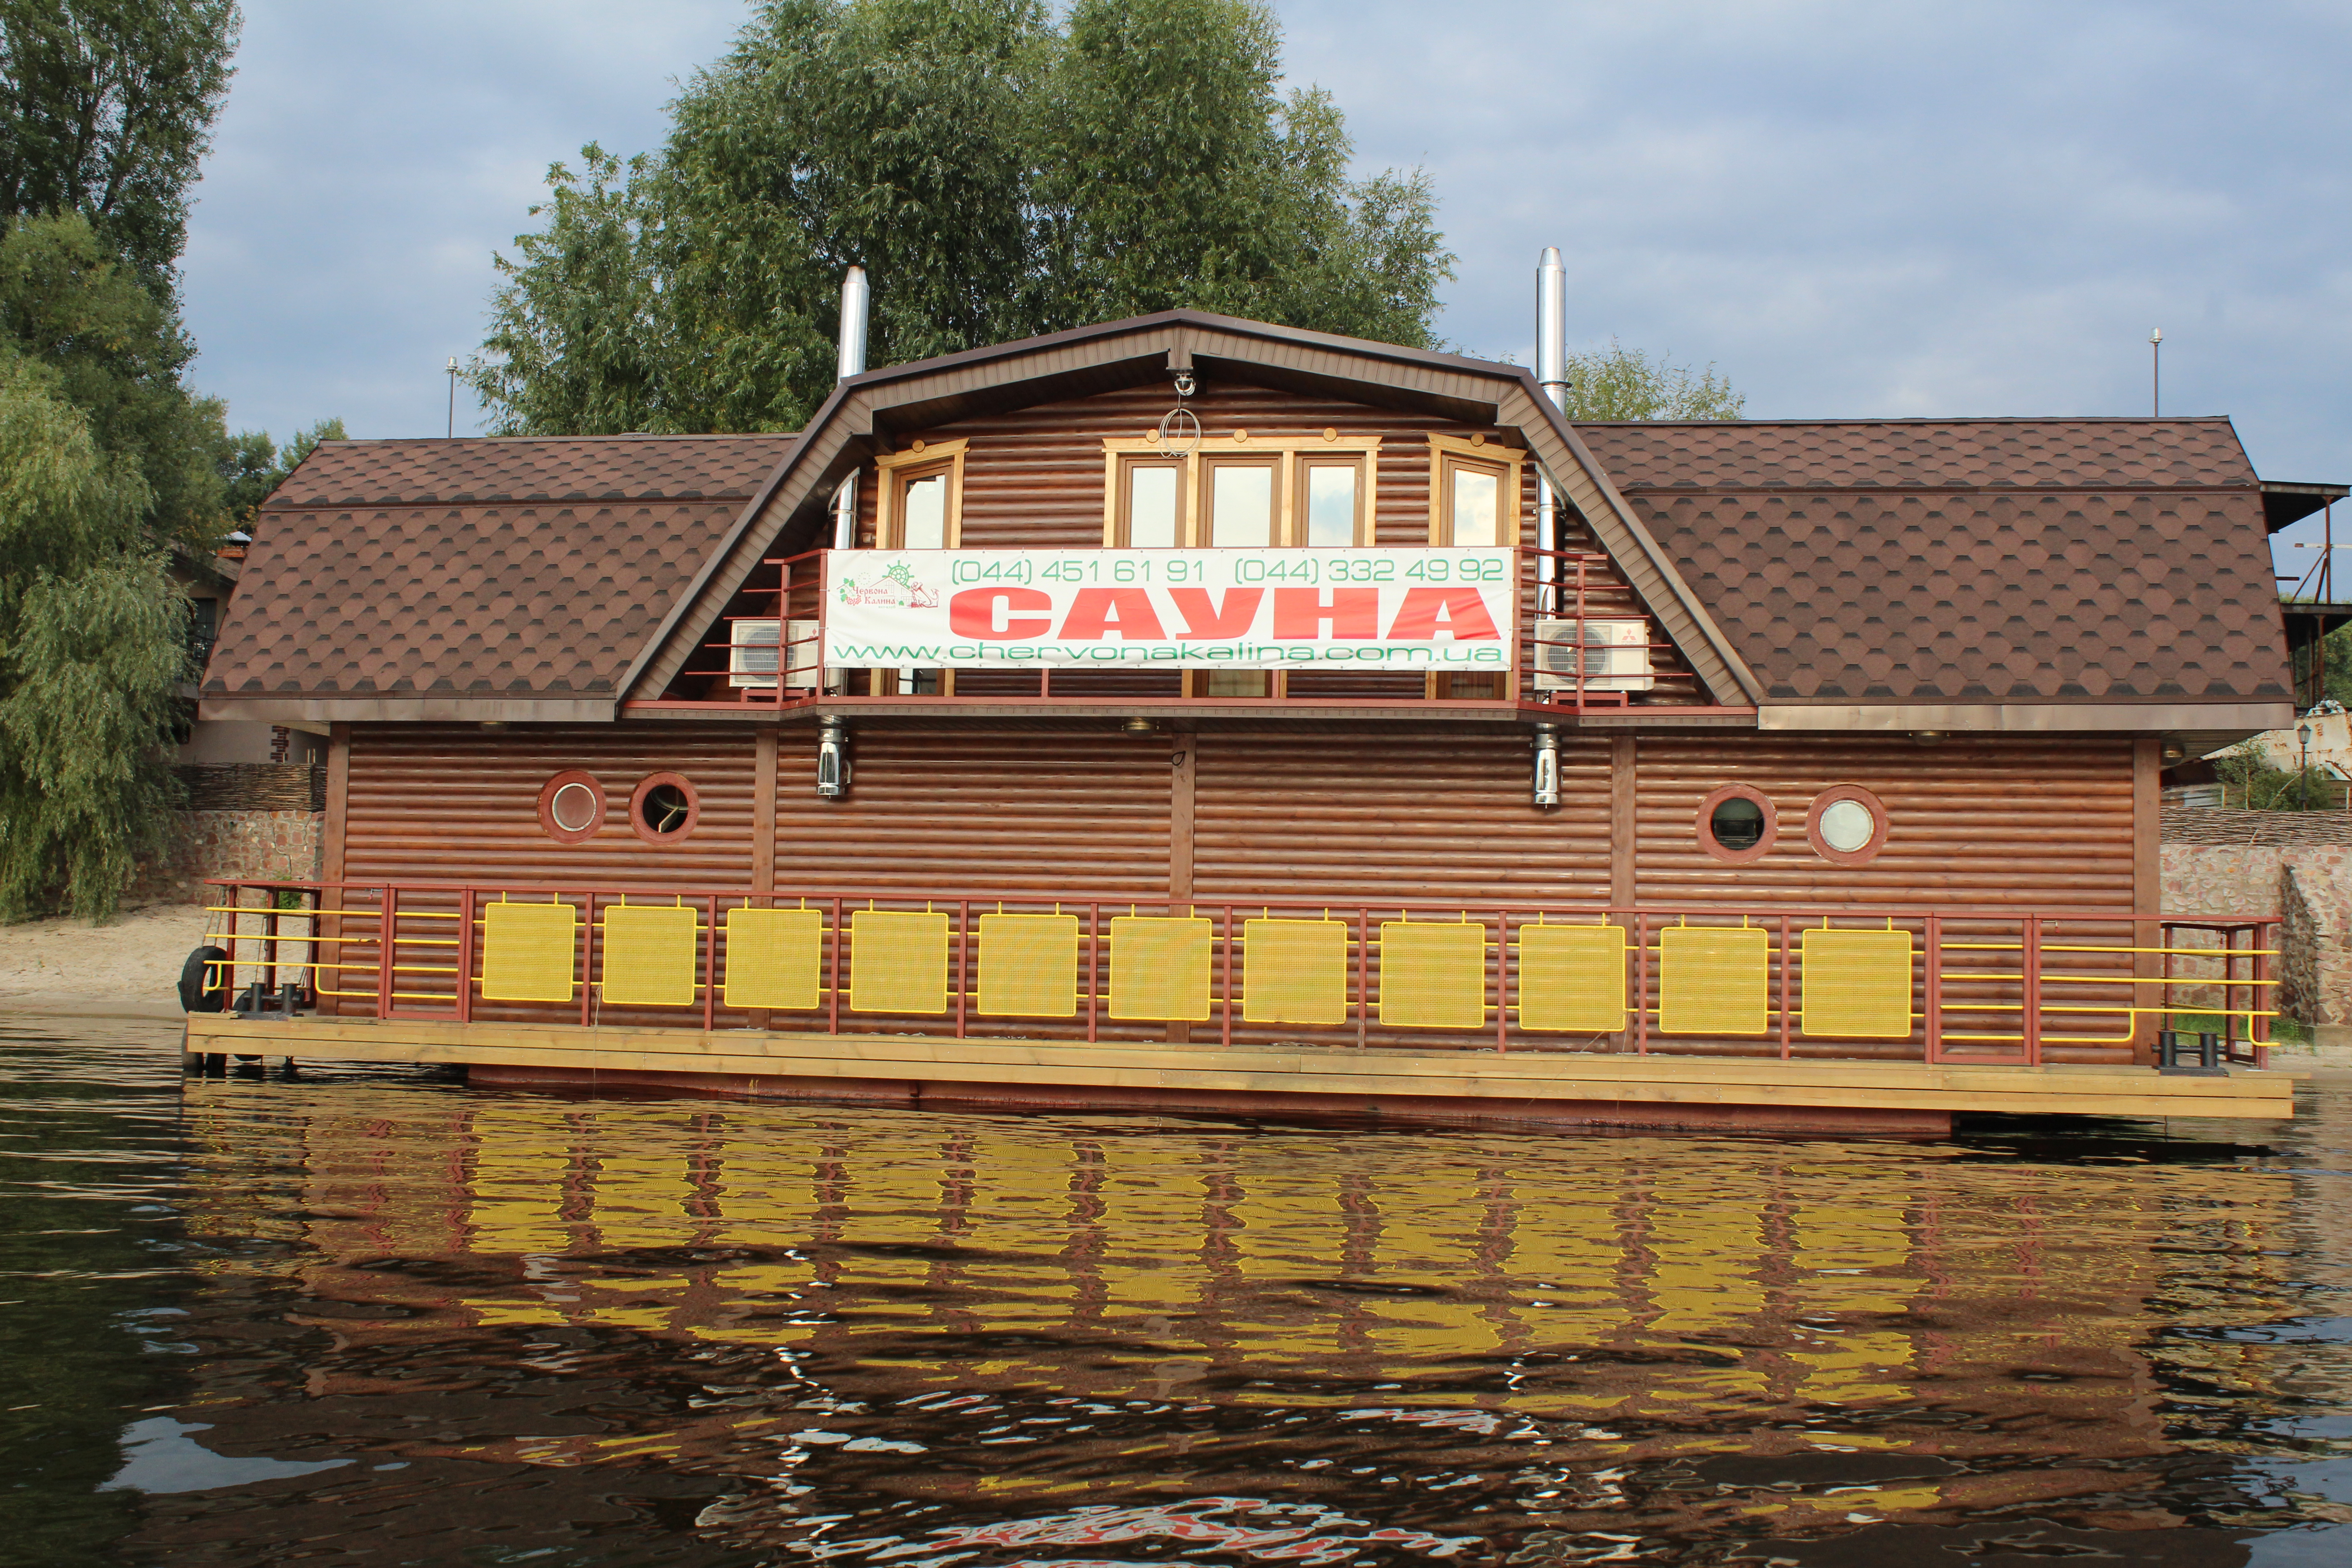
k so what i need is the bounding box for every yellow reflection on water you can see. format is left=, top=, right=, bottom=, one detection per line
left=172, top=1079, right=2311, bottom=1547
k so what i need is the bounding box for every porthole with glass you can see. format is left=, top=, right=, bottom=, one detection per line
left=537, top=770, right=607, bottom=844
left=1697, top=784, right=1777, bottom=864
left=1806, top=785, right=1887, bottom=867
left=629, top=772, right=700, bottom=844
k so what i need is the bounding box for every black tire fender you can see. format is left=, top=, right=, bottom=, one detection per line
left=179, top=946, right=230, bottom=1013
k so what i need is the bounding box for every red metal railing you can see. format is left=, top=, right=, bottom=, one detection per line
left=200, top=879, right=2278, bottom=1067
left=635, top=545, right=1742, bottom=717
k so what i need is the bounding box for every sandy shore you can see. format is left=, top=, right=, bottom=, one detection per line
left=0, top=902, right=211, bottom=1020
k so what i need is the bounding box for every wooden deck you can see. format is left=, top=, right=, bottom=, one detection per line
left=183, top=1015, right=2299, bottom=1134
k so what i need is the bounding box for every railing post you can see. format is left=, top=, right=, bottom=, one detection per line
left=1495, top=911, right=1509, bottom=1054
left=956, top=900, right=969, bottom=1040
left=1923, top=913, right=1941, bottom=1063
left=2254, top=921, right=2273, bottom=1068
left=1087, top=902, right=1100, bottom=1044
left=1635, top=911, right=1649, bottom=1055
left=579, top=892, right=596, bottom=1027
left=1778, top=915, right=1793, bottom=1060
left=1221, top=905, right=1235, bottom=1050
left=376, top=884, right=397, bottom=1019
left=2022, top=915, right=2042, bottom=1067
left=456, top=887, right=475, bottom=1024
left=704, top=894, right=718, bottom=1031
left=1357, top=907, right=1370, bottom=1049
left=828, top=897, right=843, bottom=1035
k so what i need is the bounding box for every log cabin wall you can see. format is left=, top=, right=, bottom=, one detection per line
left=323, top=724, right=2144, bottom=1062
left=338, top=724, right=760, bottom=1029
left=1629, top=733, right=2140, bottom=1065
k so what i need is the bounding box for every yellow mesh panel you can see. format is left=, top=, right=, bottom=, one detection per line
left=1657, top=925, right=1769, bottom=1035
left=1800, top=927, right=1915, bottom=1039
left=723, top=907, right=823, bottom=1011
left=601, top=903, right=700, bottom=1007
left=977, top=913, right=1079, bottom=1018
left=1243, top=918, right=1348, bottom=1026
left=1107, top=916, right=1212, bottom=1021
left=1518, top=924, right=1626, bottom=1033
left=1377, top=922, right=1485, bottom=1029
left=480, top=900, right=577, bottom=1003
left=849, top=910, right=950, bottom=1014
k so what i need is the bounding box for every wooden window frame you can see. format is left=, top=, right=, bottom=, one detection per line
left=1294, top=453, right=1372, bottom=548
left=1426, top=432, right=1524, bottom=547
left=1200, top=454, right=1284, bottom=548
left=875, top=437, right=967, bottom=549
left=1109, top=453, right=1188, bottom=548
left=1100, top=431, right=1382, bottom=547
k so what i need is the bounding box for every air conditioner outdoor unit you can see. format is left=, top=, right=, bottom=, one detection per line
left=1532, top=618, right=1656, bottom=692
left=729, top=619, right=829, bottom=689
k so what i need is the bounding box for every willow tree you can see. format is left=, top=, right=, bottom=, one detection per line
left=471, top=0, right=1454, bottom=436
left=0, top=351, right=184, bottom=920
left=0, top=0, right=244, bottom=919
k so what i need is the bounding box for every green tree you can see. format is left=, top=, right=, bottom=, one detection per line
left=1559, top=338, right=1744, bottom=421
left=217, top=414, right=344, bottom=524
left=470, top=0, right=1454, bottom=436
left=0, top=212, right=225, bottom=549
left=0, top=351, right=184, bottom=920
left=0, top=0, right=241, bottom=299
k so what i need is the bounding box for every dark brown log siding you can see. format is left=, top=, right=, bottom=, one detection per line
left=1631, top=735, right=2138, bottom=1065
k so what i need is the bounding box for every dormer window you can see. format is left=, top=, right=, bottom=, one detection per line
left=876, top=438, right=965, bottom=548
left=1427, top=434, right=1523, bottom=547
left=1101, top=430, right=1382, bottom=548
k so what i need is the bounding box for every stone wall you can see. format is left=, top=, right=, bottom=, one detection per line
left=130, top=809, right=323, bottom=905
left=2161, top=808, right=2352, bottom=1029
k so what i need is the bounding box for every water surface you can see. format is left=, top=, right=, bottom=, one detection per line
left=3, top=1016, right=2350, bottom=1566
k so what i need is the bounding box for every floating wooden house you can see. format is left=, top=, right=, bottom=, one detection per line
left=186, top=287, right=2307, bottom=1133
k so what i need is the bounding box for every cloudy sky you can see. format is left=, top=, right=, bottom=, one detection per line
left=181, top=1, right=2352, bottom=576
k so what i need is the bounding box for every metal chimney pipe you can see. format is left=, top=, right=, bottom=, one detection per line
left=837, top=266, right=870, bottom=380
left=1534, top=247, right=1568, bottom=610
left=831, top=266, right=869, bottom=549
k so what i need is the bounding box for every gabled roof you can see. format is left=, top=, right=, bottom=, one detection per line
left=1579, top=417, right=2292, bottom=720
left=622, top=309, right=1764, bottom=707
left=201, top=436, right=796, bottom=721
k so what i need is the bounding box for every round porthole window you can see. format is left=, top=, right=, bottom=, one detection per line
left=537, top=770, right=606, bottom=844
left=1806, top=785, right=1887, bottom=867
left=629, top=772, right=700, bottom=843
left=1697, top=784, right=1776, bottom=864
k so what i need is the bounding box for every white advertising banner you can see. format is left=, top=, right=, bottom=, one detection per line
left=821, top=548, right=1516, bottom=672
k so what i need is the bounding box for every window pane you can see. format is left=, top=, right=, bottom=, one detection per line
left=1127, top=465, right=1179, bottom=548
left=1209, top=464, right=1275, bottom=547
left=1304, top=465, right=1357, bottom=547
left=902, top=472, right=948, bottom=549
left=1450, top=466, right=1499, bottom=546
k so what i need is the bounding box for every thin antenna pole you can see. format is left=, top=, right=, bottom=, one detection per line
left=2149, top=328, right=2161, bottom=417
left=445, top=357, right=458, bottom=439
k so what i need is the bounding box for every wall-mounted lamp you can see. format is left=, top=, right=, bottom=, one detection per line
left=1122, top=716, right=1160, bottom=736
left=2161, top=741, right=2185, bottom=764
left=1531, top=722, right=1560, bottom=809
left=477, top=720, right=507, bottom=732
left=817, top=717, right=851, bottom=798
left=1910, top=730, right=1945, bottom=746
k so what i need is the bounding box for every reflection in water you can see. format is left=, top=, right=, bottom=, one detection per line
left=2, top=1019, right=2350, bottom=1566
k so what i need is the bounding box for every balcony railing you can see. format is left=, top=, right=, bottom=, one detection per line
left=627, top=546, right=1740, bottom=717
left=199, top=878, right=2279, bottom=1069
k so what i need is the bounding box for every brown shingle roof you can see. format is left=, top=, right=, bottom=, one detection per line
left=272, top=435, right=790, bottom=507
left=202, top=436, right=794, bottom=708
left=1576, top=418, right=2290, bottom=706
left=1577, top=417, right=2258, bottom=491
